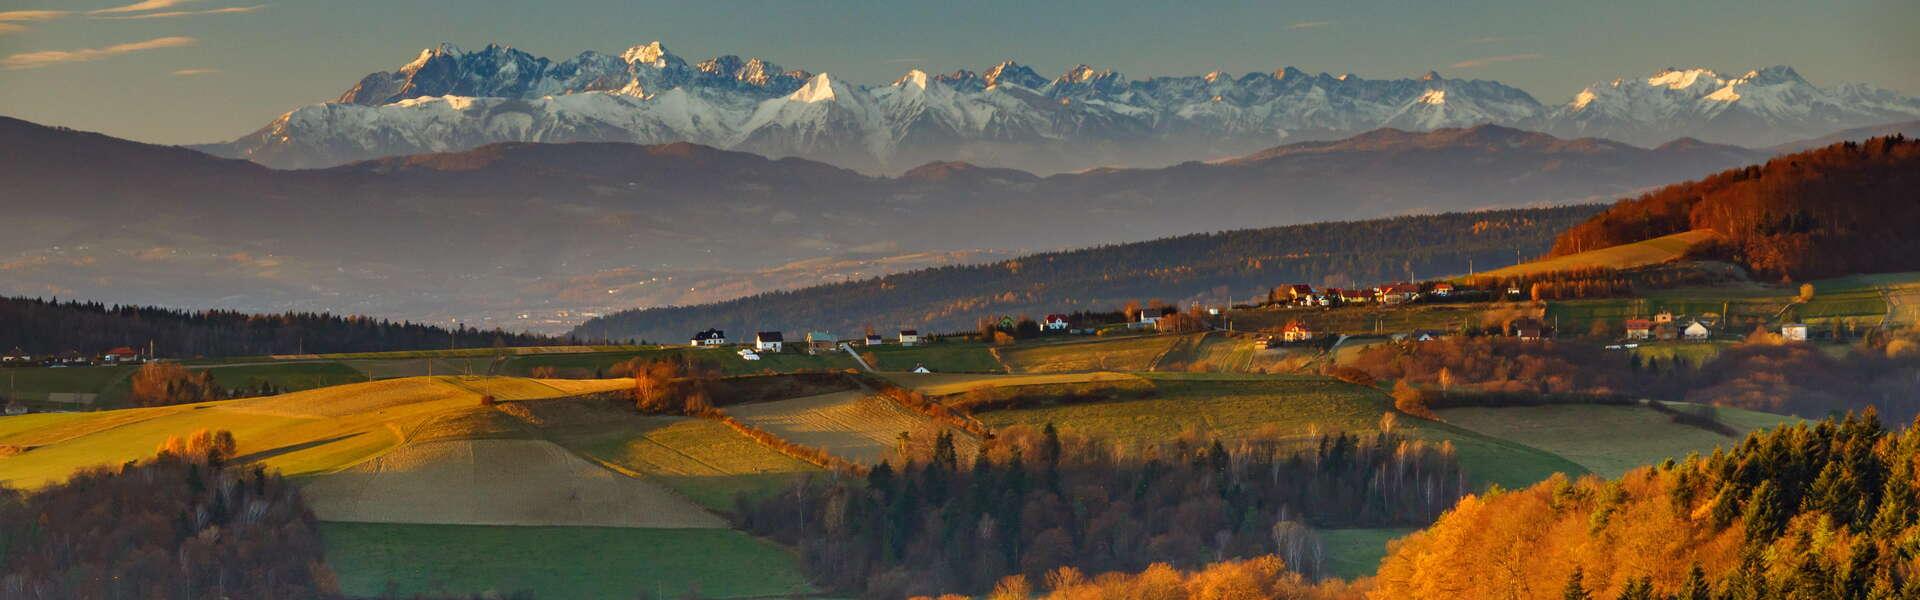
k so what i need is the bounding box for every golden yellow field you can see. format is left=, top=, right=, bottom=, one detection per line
left=1476, top=230, right=1717, bottom=278
left=301, top=438, right=726, bottom=528
left=725, top=391, right=980, bottom=464
left=0, top=376, right=631, bottom=488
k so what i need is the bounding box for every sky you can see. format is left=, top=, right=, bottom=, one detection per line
left=0, top=0, right=1915, bottom=145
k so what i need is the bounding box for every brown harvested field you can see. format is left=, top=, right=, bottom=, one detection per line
left=726, top=391, right=980, bottom=465
left=301, top=438, right=725, bottom=528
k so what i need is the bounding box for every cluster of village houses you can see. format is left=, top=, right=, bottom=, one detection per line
left=0, top=346, right=144, bottom=368
left=688, top=328, right=923, bottom=358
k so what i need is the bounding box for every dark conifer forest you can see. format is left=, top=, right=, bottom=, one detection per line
left=0, top=296, right=558, bottom=357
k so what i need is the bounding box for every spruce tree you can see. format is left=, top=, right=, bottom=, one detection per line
left=1563, top=566, right=1592, bottom=600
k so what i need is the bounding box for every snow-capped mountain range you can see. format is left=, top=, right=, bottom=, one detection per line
left=198, top=42, right=1920, bottom=173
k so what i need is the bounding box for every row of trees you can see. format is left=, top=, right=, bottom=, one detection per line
left=1350, top=330, right=1920, bottom=424
left=0, top=430, right=337, bottom=598
left=0, top=296, right=558, bottom=358
left=1550, top=135, right=1920, bottom=280
left=1374, top=410, right=1920, bottom=599
left=735, top=425, right=1463, bottom=598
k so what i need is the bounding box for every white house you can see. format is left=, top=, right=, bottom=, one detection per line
left=1781, top=323, right=1809, bottom=342
left=865, top=334, right=885, bottom=346
left=1281, top=321, right=1314, bottom=342
left=754, top=331, right=784, bottom=352
left=898, top=329, right=920, bottom=346
left=690, top=329, right=727, bottom=347
left=912, top=365, right=932, bottom=373
left=1044, top=314, right=1070, bottom=330
left=1683, top=321, right=1712, bottom=341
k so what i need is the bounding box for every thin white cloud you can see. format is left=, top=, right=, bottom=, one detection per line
left=1286, top=20, right=1332, bottom=30
left=0, top=9, right=71, bottom=34
left=1450, top=53, right=1545, bottom=69
left=2, top=36, right=197, bottom=70
left=94, top=4, right=264, bottom=19
left=87, top=0, right=191, bottom=15
left=172, top=67, right=218, bottom=76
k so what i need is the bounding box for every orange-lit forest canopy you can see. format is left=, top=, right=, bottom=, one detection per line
left=1550, top=135, right=1920, bottom=279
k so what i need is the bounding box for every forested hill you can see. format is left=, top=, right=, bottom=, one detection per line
left=0, top=297, right=558, bottom=358
left=1550, top=135, right=1920, bottom=279
left=572, top=205, right=1603, bottom=342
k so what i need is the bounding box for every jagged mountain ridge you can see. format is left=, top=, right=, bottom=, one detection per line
left=198, top=41, right=1920, bottom=173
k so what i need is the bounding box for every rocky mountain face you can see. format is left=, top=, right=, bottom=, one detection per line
left=199, top=42, right=1919, bottom=173
left=8, top=116, right=1784, bottom=331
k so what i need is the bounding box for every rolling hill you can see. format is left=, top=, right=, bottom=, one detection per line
left=3, top=116, right=1776, bottom=332
left=569, top=205, right=1604, bottom=342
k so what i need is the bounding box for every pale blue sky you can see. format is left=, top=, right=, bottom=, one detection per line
left=1, top=0, right=1915, bottom=145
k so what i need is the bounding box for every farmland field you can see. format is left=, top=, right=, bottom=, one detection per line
left=301, top=438, right=725, bottom=527
left=996, top=333, right=1193, bottom=373
left=1230, top=303, right=1485, bottom=338
left=726, top=390, right=979, bottom=465
left=974, top=376, right=1586, bottom=490
left=554, top=416, right=824, bottom=511
left=862, top=342, right=1004, bottom=373
left=883, top=371, right=1146, bottom=396
left=194, top=361, right=368, bottom=393
left=1545, top=271, right=1900, bottom=336
left=1436, top=403, right=1791, bottom=478
left=0, top=376, right=630, bottom=488
left=0, top=365, right=134, bottom=404
left=1477, top=230, right=1716, bottom=278
left=321, top=522, right=813, bottom=600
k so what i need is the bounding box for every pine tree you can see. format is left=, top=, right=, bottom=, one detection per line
left=1563, top=566, right=1592, bottom=600
left=1677, top=564, right=1711, bottom=600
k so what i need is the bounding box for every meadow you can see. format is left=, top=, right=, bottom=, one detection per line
left=974, top=375, right=1587, bottom=490
left=725, top=390, right=980, bottom=465
left=320, top=522, right=813, bottom=600
left=1435, top=402, right=1792, bottom=478
left=995, top=333, right=1195, bottom=373
left=552, top=415, right=825, bottom=511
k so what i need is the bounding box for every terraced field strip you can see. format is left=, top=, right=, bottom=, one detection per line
left=885, top=371, right=1147, bottom=396
left=997, top=334, right=1189, bottom=373
left=302, top=438, right=726, bottom=528
left=554, top=416, right=825, bottom=511
left=726, top=390, right=980, bottom=465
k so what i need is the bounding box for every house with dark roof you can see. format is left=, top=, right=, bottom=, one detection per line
left=754, top=331, right=784, bottom=352
left=898, top=329, right=920, bottom=346
left=689, top=329, right=727, bottom=347
left=1510, top=317, right=1547, bottom=341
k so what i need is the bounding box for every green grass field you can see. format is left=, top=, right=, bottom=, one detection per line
left=1477, top=230, right=1716, bottom=278
left=1, top=365, right=134, bottom=404
left=1321, top=527, right=1418, bottom=580
left=320, top=522, right=813, bottom=599
left=1436, top=403, right=1792, bottom=478
left=1545, top=271, right=1904, bottom=337
left=975, top=376, right=1586, bottom=490
left=862, top=342, right=1004, bottom=373
left=195, top=361, right=368, bottom=393
left=996, top=334, right=1193, bottom=373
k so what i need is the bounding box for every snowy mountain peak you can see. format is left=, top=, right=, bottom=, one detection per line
left=218, top=46, right=1920, bottom=174
left=1647, top=67, right=1722, bottom=91
left=620, top=41, right=674, bottom=66
left=793, top=73, right=841, bottom=103
left=983, top=60, right=1047, bottom=90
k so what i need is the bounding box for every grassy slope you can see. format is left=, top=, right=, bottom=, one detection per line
left=554, top=416, right=824, bottom=512
left=320, top=522, right=813, bottom=600
left=1321, top=527, right=1419, bottom=581
left=0, top=376, right=631, bottom=488
left=996, top=334, right=1193, bottom=373
left=862, top=342, right=1004, bottom=373
left=1436, top=403, right=1793, bottom=478
left=974, top=375, right=1585, bottom=491
left=1477, top=230, right=1718, bottom=278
